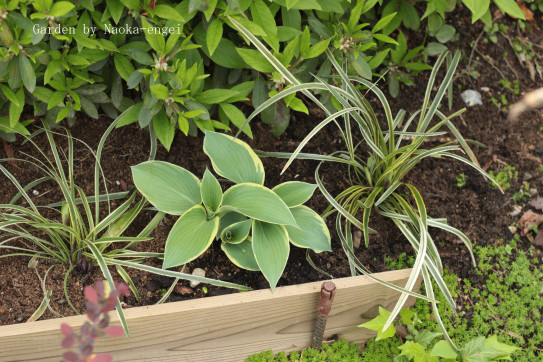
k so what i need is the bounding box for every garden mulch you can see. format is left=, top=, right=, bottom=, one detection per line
left=1, top=7, right=543, bottom=327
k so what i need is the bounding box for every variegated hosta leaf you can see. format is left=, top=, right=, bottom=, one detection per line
left=220, top=219, right=251, bottom=244
left=272, top=181, right=317, bottom=207
left=221, top=183, right=296, bottom=226
left=217, top=211, right=247, bottom=238
left=286, top=205, right=331, bottom=253
left=201, top=168, right=222, bottom=213
left=252, top=220, right=289, bottom=290
left=221, top=238, right=259, bottom=271
left=132, top=161, right=201, bottom=215
left=163, top=205, right=219, bottom=269
left=203, top=131, right=265, bottom=185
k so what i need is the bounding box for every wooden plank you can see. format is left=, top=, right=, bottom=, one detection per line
left=0, top=269, right=420, bottom=361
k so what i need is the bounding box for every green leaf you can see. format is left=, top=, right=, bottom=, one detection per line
left=398, top=341, right=439, bottom=362
left=219, top=103, right=252, bottom=138
left=414, top=330, right=443, bottom=349
left=131, top=161, right=201, bottom=215
left=142, top=18, right=165, bottom=55
left=114, top=54, right=135, bottom=82
left=194, top=89, right=240, bottom=104
left=1, top=85, right=20, bottom=107
left=154, top=4, right=185, bottom=22
left=236, top=48, right=275, bottom=73
left=201, top=168, right=222, bottom=213
left=373, top=12, right=397, bottom=33
left=150, top=84, right=170, bottom=100
left=221, top=183, right=296, bottom=226
left=207, top=19, right=223, bottom=56
left=272, top=181, right=317, bottom=207
left=462, top=0, right=490, bottom=22
left=425, top=42, right=448, bottom=56
left=203, top=131, right=265, bottom=185
left=373, top=33, right=399, bottom=45
left=358, top=306, right=397, bottom=341
left=9, top=88, right=24, bottom=127
left=435, top=24, right=456, bottom=43
left=350, top=53, right=372, bottom=79
left=220, top=219, right=251, bottom=244
left=252, top=221, right=289, bottom=290
left=115, top=103, right=143, bottom=127
left=163, top=206, right=219, bottom=268
left=285, top=205, right=330, bottom=252
left=430, top=340, right=458, bottom=359
left=494, top=0, right=525, bottom=20
left=18, top=55, right=35, bottom=92
left=221, top=238, right=259, bottom=270
left=305, top=38, right=330, bottom=59
left=47, top=91, right=65, bottom=110
left=49, top=1, right=74, bottom=17
left=153, top=109, right=175, bottom=151
left=106, top=0, right=124, bottom=24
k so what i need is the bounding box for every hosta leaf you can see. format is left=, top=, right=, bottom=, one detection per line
left=221, top=238, right=259, bottom=271
left=220, top=219, right=251, bottom=244
left=222, top=183, right=296, bottom=226
left=203, top=131, right=265, bottom=185
left=272, top=181, right=317, bottom=207
left=252, top=221, right=289, bottom=290
left=163, top=206, right=219, bottom=268
left=201, top=168, right=222, bottom=213
left=285, top=206, right=331, bottom=252
left=217, top=211, right=247, bottom=236
left=131, top=161, right=201, bottom=215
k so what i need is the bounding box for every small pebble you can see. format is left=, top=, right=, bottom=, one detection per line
left=480, top=87, right=491, bottom=92
left=510, top=206, right=522, bottom=217
left=508, top=225, right=517, bottom=234
left=460, top=90, right=483, bottom=107
left=529, top=188, right=538, bottom=196
left=116, top=180, right=120, bottom=185
left=32, top=190, right=39, bottom=196
left=190, top=268, right=206, bottom=288
left=523, top=172, right=533, bottom=181
left=17, top=317, right=22, bottom=322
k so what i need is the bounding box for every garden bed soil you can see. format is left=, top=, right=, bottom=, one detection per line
left=1, top=6, right=543, bottom=328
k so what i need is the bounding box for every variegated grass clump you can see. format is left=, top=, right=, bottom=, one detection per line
left=230, top=16, right=499, bottom=351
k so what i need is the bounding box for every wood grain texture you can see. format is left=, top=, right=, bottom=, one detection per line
left=0, top=269, right=420, bottom=362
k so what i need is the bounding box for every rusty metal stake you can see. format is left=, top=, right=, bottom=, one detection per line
left=311, top=281, right=336, bottom=349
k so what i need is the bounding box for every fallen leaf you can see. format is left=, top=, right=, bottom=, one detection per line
left=518, top=210, right=543, bottom=236
left=395, top=325, right=409, bottom=338
left=530, top=196, right=543, bottom=211
left=535, top=230, right=543, bottom=247
left=174, top=285, right=194, bottom=295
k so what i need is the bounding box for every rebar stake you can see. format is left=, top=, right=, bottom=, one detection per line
left=311, top=281, right=336, bottom=349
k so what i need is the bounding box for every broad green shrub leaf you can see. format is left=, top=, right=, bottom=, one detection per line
left=358, top=306, right=396, bottom=341
left=203, top=131, right=265, bottom=185
left=132, top=161, right=201, bottom=215
left=373, top=12, right=397, bottom=33
left=142, top=18, right=165, bottom=55
left=252, top=221, right=289, bottom=289
left=154, top=4, right=185, bottom=22
left=195, top=89, right=240, bottom=104
left=285, top=206, right=331, bottom=252
left=272, top=182, right=317, bottom=207
left=163, top=206, right=219, bottom=268
left=220, top=219, right=251, bottom=244
left=207, top=18, right=223, bottom=56
left=436, top=24, right=456, bottom=43
left=236, top=48, right=275, bottom=73
left=106, top=0, right=124, bottom=24
left=494, top=0, right=525, bottom=20
left=49, top=1, right=75, bottom=17
left=218, top=103, right=252, bottom=138
left=153, top=109, right=174, bottom=151
left=150, top=84, right=169, bottom=100
left=463, top=0, right=490, bottom=22
left=221, top=238, right=259, bottom=271
left=222, top=183, right=296, bottom=226
left=114, top=54, right=135, bottom=82
left=201, top=168, right=222, bottom=213
left=18, top=55, right=35, bottom=92
left=0, top=117, right=29, bottom=135
left=115, top=103, right=143, bottom=127
left=193, top=24, right=246, bottom=69
left=430, top=340, right=457, bottom=359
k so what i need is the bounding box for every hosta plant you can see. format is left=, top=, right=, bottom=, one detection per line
left=131, top=131, right=331, bottom=289
left=231, top=19, right=499, bottom=351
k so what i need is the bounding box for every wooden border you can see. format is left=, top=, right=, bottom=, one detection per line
left=0, top=269, right=420, bottom=361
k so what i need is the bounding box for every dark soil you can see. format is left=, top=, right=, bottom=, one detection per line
left=1, top=7, right=543, bottom=326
